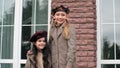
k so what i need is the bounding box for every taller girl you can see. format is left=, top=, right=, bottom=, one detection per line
left=50, top=5, right=77, bottom=68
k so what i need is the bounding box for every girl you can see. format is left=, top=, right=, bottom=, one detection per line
left=50, top=5, right=76, bottom=68
left=25, top=30, right=51, bottom=68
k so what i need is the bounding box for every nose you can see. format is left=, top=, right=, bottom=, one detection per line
left=58, top=15, right=62, bottom=18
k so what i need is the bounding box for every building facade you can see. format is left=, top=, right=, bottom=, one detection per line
left=0, top=0, right=120, bottom=68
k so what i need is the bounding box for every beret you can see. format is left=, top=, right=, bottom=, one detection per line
left=29, top=30, right=47, bottom=42
left=52, top=5, right=70, bottom=15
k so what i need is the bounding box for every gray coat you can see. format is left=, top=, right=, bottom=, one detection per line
left=50, top=23, right=77, bottom=68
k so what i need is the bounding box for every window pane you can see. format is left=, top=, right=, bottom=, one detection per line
left=101, top=64, right=115, bottom=68
left=0, top=0, right=3, bottom=25
left=100, top=0, right=114, bottom=23
left=0, top=27, right=1, bottom=52
left=36, top=0, right=48, bottom=24
left=3, top=0, right=15, bottom=25
left=115, top=0, right=120, bottom=23
left=1, top=26, right=13, bottom=59
left=102, top=64, right=120, bottom=68
left=21, top=64, right=25, bottom=68
left=36, top=26, right=47, bottom=31
left=116, top=24, right=120, bottom=59
left=22, top=0, right=32, bottom=24
left=0, top=64, right=13, bottom=68
left=21, top=26, right=31, bottom=59
left=116, top=64, right=120, bottom=68
left=101, top=25, right=115, bottom=59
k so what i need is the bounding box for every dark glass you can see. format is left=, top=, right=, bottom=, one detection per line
left=101, top=64, right=114, bottom=68
left=101, top=24, right=114, bottom=59
left=22, top=0, right=32, bottom=24
left=21, top=64, right=25, bottom=68
left=21, top=26, right=31, bottom=59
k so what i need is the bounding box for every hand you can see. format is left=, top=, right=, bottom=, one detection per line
left=27, top=50, right=33, bottom=55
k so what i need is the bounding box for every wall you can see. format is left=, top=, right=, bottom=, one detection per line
left=51, top=0, right=96, bottom=68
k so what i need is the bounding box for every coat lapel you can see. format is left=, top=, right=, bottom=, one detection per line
left=57, top=25, right=64, bottom=39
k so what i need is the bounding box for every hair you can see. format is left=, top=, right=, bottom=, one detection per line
left=50, top=18, right=70, bottom=40
left=32, top=36, right=51, bottom=68
left=51, top=5, right=70, bottom=40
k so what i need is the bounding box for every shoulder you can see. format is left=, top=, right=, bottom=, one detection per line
left=69, top=24, right=75, bottom=31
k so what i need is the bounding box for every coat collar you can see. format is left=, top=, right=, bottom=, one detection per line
left=52, top=22, right=65, bottom=39
left=27, top=54, right=36, bottom=64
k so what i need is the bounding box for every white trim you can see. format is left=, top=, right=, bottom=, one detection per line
left=13, top=0, right=22, bottom=68
left=97, top=0, right=120, bottom=68
left=0, top=59, right=15, bottom=63
left=47, top=0, right=51, bottom=41
left=96, top=0, right=101, bottom=68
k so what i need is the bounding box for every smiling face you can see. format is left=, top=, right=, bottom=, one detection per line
left=53, top=11, right=68, bottom=26
left=34, top=37, right=46, bottom=50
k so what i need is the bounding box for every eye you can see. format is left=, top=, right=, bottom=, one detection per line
left=56, top=13, right=60, bottom=16
left=61, top=14, right=65, bottom=16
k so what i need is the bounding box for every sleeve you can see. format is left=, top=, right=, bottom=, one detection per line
left=25, top=56, right=31, bottom=68
left=66, top=25, right=76, bottom=68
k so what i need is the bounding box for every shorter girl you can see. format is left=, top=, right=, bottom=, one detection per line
left=25, top=30, right=51, bottom=68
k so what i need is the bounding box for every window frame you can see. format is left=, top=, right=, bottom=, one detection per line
left=96, top=0, right=120, bottom=68
left=0, top=0, right=51, bottom=68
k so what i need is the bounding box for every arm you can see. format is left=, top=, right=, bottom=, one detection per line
left=66, top=25, right=76, bottom=68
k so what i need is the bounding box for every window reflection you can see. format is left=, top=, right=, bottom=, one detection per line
left=2, top=27, right=13, bottom=59
left=101, top=25, right=114, bottom=59
left=21, top=64, right=25, bottom=68
left=21, top=26, right=31, bottom=59
left=3, top=0, right=15, bottom=25
left=116, top=25, right=120, bottom=59
left=36, top=26, right=47, bottom=31
left=101, top=64, right=114, bottom=68
left=36, top=0, right=48, bottom=24
left=115, top=0, right=120, bottom=23
left=0, top=64, right=13, bottom=68
left=22, top=0, right=32, bottom=24
left=102, top=64, right=120, bottom=68
left=100, top=0, right=114, bottom=23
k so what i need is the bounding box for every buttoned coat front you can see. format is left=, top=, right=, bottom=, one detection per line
left=50, top=23, right=76, bottom=68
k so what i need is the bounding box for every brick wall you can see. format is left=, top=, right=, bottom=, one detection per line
left=51, top=0, right=96, bottom=68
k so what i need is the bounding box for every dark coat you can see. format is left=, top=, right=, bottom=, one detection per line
left=50, top=23, right=77, bottom=68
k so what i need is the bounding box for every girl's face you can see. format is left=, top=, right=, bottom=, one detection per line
left=34, top=37, right=46, bottom=50
left=53, top=11, right=68, bottom=26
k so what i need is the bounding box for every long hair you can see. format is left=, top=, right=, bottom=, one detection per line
left=32, top=36, right=51, bottom=68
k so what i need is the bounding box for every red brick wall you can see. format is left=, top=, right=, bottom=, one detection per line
left=51, top=0, right=96, bottom=68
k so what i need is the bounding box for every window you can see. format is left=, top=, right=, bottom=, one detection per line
left=97, top=0, right=120, bottom=68
left=0, top=0, right=51, bottom=68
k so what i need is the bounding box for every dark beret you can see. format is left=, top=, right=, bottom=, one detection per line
left=52, top=5, right=70, bottom=15
left=29, top=30, right=47, bottom=42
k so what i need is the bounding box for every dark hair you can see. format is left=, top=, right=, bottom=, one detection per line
left=31, top=31, right=51, bottom=68
left=52, top=5, right=70, bottom=15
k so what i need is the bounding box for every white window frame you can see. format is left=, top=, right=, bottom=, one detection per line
left=96, top=0, right=120, bottom=68
left=0, top=0, right=51, bottom=68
